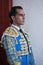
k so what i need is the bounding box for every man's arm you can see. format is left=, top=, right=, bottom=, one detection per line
left=29, top=45, right=36, bottom=65
left=1, top=35, right=21, bottom=65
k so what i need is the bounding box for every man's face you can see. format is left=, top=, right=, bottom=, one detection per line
left=13, top=9, right=25, bottom=26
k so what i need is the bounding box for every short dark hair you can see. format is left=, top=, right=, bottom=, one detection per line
left=9, top=6, right=23, bottom=24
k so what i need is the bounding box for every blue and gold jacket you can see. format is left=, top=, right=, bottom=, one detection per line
left=1, top=25, right=35, bottom=65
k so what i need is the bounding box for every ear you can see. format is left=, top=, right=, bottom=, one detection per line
left=11, top=16, right=15, bottom=20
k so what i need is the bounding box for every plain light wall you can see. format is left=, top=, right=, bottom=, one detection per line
left=13, top=0, right=43, bottom=65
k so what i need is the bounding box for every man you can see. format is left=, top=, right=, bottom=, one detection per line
left=1, top=6, right=35, bottom=65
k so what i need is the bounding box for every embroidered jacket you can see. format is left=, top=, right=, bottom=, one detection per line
left=1, top=25, right=35, bottom=65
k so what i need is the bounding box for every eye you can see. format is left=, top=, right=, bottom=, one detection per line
left=17, top=14, right=25, bottom=17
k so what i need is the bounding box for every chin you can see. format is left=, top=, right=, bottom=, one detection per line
left=20, top=21, right=24, bottom=25
left=21, top=23, right=24, bottom=25
left=22, top=21, right=25, bottom=24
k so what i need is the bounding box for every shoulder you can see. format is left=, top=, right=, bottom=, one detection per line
left=2, top=27, right=19, bottom=37
left=22, top=28, right=30, bottom=35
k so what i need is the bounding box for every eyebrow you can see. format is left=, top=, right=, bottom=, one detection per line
left=17, top=13, right=25, bottom=16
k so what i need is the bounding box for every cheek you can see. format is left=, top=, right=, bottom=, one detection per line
left=17, top=17, right=22, bottom=21
left=15, top=16, right=24, bottom=22
left=19, top=17, right=23, bottom=21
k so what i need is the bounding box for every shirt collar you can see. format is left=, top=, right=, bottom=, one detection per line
left=11, top=24, right=21, bottom=30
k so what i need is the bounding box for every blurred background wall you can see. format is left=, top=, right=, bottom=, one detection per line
left=13, top=0, right=43, bottom=65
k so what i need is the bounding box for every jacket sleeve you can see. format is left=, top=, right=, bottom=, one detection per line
left=1, top=35, right=21, bottom=65
left=29, top=44, right=36, bottom=65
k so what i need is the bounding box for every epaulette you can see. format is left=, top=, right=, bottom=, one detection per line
left=2, top=27, right=19, bottom=37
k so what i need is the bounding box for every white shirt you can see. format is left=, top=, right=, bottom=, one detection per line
left=11, top=24, right=21, bottom=31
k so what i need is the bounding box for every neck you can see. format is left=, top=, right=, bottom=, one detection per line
left=13, top=22, right=20, bottom=28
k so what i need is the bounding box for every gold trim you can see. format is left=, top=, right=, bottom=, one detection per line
left=14, top=62, right=21, bottom=65
left=17, top=51, right=21, bottom=55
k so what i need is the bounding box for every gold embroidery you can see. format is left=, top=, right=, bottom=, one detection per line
left=20, top=38, right=26, bottom=42
left=20, top=33, right=23, bottom=36
left=24, top=50, right=28, bottom=53
left=9, top=48, right=13, bottom=54
left=3, top=27, right=18, bottom=36
left=14, top=62, right=21, bottom=65
left=21, top=44, right=27, bottom=48
left=12, top=56, right=15, bottom=60
left=17, top=51, right=21, bottom=55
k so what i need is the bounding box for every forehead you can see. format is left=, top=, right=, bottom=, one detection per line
left=16, top=9, right=25, bottom=14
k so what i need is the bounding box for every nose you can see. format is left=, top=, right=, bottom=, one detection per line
left=22, top=14, right=25, bottom=19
